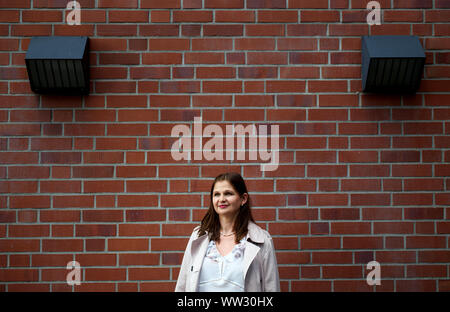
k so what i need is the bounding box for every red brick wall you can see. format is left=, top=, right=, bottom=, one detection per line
left=1, top=0, right=449, bottom=292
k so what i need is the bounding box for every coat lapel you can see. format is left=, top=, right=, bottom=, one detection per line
left=243, top=222, right=265, bottom=280
left=243, top=241, right=260, bottom=280
left=189, top=232, right=209, bottom=291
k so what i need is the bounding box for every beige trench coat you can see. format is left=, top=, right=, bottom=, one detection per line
left=175, top=221, right=280, bottom=292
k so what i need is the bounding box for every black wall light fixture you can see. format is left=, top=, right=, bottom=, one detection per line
left=361, top=35, right=426, bottom=94
left=25, top=36, right=90, bottom=95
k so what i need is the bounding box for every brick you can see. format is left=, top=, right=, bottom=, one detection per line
left=95, top=81, right=137, bottom=93
left=97, top=25, right=137, bottom=36
left=280, top=67, right=320, bottom=79
left=0, top=39, right=19, bottom=52
left=0, top=269, right=39, bottom=282
left=173, top=68, right=195, bottom=79
left=320, top=208, right=359, bottom=220
left=301, top=237, right=341, bottom=250
left=247, top=52, right=288, bottom=65
left=266, top=80, right=306, bottom=93
left=268, top=222, right=308, bottom=235
left=374, top=222, right=415, bottom=234
left=309, top=109, right=348, bottom=121
left=203, top=81, right=242, bottom=93
left=381, top=151, right=421, bottom=163
left=312, top=251, right=353, bottom=264
left=185, top=52, right=224, bottom=64
left=332, top=222, right=371, bottom=235
left=309, top=194, right=348, bottom=207
left=126, top=209, right=166, bottom=222
left=282, top=193, right=310, bottom=207
left=109, top=10, right=148, bottom=23
left=350, top=109, right=390, bottom=121
left=119, top=224, right=159, bottom=236
left=173, top=11, right=212, bottom=23
left=276, top=252, right=310, bottom=265
left=290, top=52, right=328, bottom=64
left=141, top=0, right=180, bottom=8
left=9, top=225, right=50, bottom=237
left=161, top=81, right=201, bottom=93
left=203, top=25, right=243, bottom=36
left=215, top=10, right=255, bottom=23
left=247, top=0, right=286, bottom=8
left=339, top=151, right=378, bottom=163
left=392, top=165, right=432, bottom=177
left=297, top=151, right=336, bottom=163
left=162, top=223, right=196, bottom=236
left=205, top=0, right=244, bottom=8
left=108, top=238, right=149, bottom=251
left=192, top=38, right=233, bottom=51
left=301, top=10, right=340, bottom=22
left=343, top=237, right=383, bottom=249
left=76, top=224, right=116, bottom=237
left=393, top=193, right=433, bottom=206
left=119, top=253, right=159, bottom=266
left=341, top=179, right=381, bottom=192
left=292, top=281, right=331, bottom=292
left=118, top=195, right=159, bottom=207
left=259, top=10, right=298, bottom=23
left=322, top=67, right=360, bottom=79
left=12, top=24, right=52, bottom=36
left=309, top=81, right=348, bottom=93
left=287, top=24, right=327, bottom=36
left=289, top=0, right=328, bottom=8
left=129, top=268, right=170, bottom=281
left=99, top=53, right=140, bottom=65
left=394, top=0, right=432, bottom=9
left=198, top=67, right=236, bottom=79
left=42, top=239, right=83, bottom=252
left=236, top=38, right=276, bottom=51
left=330, top=52, right=361, bottom=64
left=82, top=210, right=123, bottom=223
left=140, top=25, right=180, bottom=37
left=406, top=236, right=446, bottom=249
left=246, top=24, right=285, bottom=36
left=426, top=10, right=450, bottom=23
left=308, top=165, right=347, bottom=177
left=0, top=0, right=30, bottom=8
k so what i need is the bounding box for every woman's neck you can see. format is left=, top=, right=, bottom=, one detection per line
left=219, top=214, right=236, bottom=235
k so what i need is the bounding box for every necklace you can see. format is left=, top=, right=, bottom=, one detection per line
left=220, top=232, right=235, bottom=237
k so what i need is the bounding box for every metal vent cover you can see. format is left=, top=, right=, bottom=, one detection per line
left=25, top=36, right=90, bottom=95
left=361, top=36, right=425, bottom=94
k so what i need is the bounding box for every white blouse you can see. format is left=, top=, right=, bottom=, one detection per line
left=198, top=238, right=246, bottom=292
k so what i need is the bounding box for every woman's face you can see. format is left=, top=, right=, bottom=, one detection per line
left=212, top=180, right=247, bottom=219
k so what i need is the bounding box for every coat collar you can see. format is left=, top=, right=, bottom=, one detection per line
left=191, top=221, right=265, bottom=244
left=246, top=221, right=265, bottom=244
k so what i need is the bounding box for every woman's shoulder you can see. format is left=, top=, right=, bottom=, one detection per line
left=247, top=221, right=273, bottom=243
left=191, top=225, right=201, bottom=237
left=189, top=225, right=207, bottom=241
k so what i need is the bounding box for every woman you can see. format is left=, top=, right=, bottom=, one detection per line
left=175, top=172, right=280, bottom=292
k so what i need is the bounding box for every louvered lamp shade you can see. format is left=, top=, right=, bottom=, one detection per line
left=25, top=36, right=90, bottom=95
left=361, top=36, right=425, bottom=94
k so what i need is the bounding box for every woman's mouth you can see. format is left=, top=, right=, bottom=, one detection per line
left=218, top=204, right=228, bottom=208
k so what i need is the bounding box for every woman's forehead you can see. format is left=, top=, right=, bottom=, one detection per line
left=212, top=180, right=235, bottom=192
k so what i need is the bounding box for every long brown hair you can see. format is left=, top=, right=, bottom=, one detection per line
left=199, top=172, right=254, bottom=243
